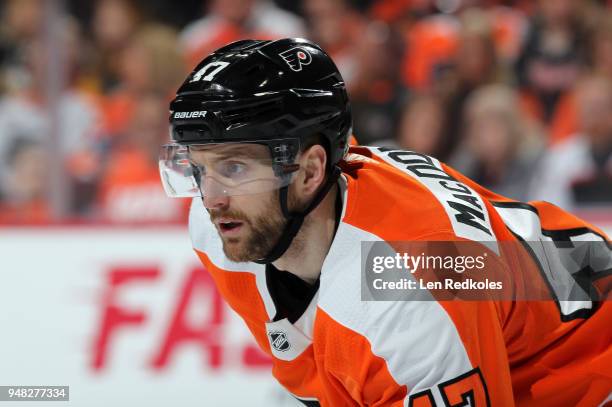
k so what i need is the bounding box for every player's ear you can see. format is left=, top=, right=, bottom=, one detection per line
left=298, top=144, right=327, bottom=196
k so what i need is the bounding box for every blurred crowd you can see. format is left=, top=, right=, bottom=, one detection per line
left=0, top=0, right=611, bottom=225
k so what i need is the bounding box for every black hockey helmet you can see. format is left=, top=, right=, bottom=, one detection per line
left=168, top=38, right=350, bottom=170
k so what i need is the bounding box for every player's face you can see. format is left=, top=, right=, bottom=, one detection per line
left=190, top=144, right=296, bottom=262
left=210, top=188, right=294, bottom=262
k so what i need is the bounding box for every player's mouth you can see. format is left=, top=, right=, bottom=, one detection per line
left=216, top=219, right=245, bottom=236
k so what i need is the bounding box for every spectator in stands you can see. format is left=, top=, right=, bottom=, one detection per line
left=438, top=9, right=504, bottom=161
left=349, top=21, right=406, bottom=145
left=96, top=92, right=190, bottom=223
left=302, top=0, right=365, bottom=84
left=550, top=11, right=612, bottom=145
left=86, top=25, right=182, bottom=214
left=515, top=0, right=588, bottom=126
left=0, top=138, right=50, bottom=224
left=451, top=84, right=544, bottom=201
left=529, top=74, right=612, bottom=209
left=392, top=93, right=446, bottom=156
left=101, top=23, right=186, bottom=137
left=90, top=0, right=144, bottom=93
left=0, top=17, right=100, bottom=186
left=0, top=0, right=44, bottom=94
left=591, top=12, right=612, bottom=79
left=397, top=2, right=526, bottom=90
left=486, top=4, right=528, bottom=64
left=179, top=0, right=306, bottom=67
left=0, top=15, right=103, bottom=217
left=399, top=8, right=459, bottom=91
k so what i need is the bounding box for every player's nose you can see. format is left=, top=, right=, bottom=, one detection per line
left=203, top=192, right=229, bottom=209
left=202, top=177, right=230, bottom=209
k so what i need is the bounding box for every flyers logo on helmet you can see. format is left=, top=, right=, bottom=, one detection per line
left=279, top=47, right=312, bottom=72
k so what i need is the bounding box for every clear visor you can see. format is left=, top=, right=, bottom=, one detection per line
left=159, top=141, right=299, bottom=198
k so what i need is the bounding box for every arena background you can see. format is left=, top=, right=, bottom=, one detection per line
left=0, top=0, right=611, bottom=406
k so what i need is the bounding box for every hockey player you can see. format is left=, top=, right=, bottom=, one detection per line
left=159, top=38, right=612, bottom=406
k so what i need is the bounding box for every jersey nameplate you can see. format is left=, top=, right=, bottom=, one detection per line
left=372, top=147, right=497, bottom=244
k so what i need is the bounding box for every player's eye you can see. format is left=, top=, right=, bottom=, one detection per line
left=218, top=161, right=248, bottom=179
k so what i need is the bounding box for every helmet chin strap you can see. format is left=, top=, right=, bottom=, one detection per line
left=253, top=166, right=341, bottom=264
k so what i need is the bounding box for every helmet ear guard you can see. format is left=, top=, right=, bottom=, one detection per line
left=267, top=138, right=301, bottom=179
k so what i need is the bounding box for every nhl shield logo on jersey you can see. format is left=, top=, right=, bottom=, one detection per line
left=279, top=47, right=312, bottom=72
left=268, top=330, right=291, bottom=352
